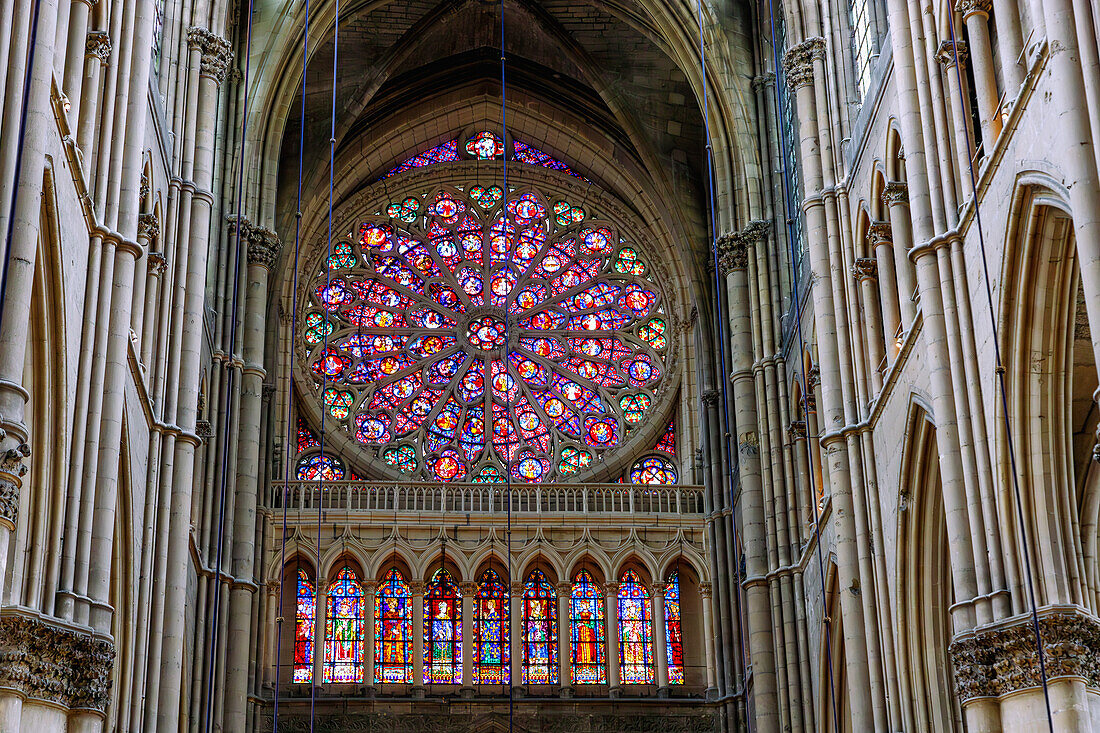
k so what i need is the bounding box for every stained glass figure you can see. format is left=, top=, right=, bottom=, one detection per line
left=301, top=184, right=670, bottom=482
left=617, top=570, right=654, bottom=684
left=424, top=568, right=462, bottom=684
left=324, top=567, right=365, bottom=683
left=569, top=570, right=606, bottom=684
left=629, top=456, right=677, bottom=485
left=473, top=569, right=510, bottom=684
left=375, top=569, right=413, bottom=683
left=293, top=569, right=315, bottom=683
left=665, top=572, right=684, bottom=684
left=522, top=569, right=558, bottom=684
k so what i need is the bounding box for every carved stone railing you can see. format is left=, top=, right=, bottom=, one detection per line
left=268, top=481, right=705, bottom=515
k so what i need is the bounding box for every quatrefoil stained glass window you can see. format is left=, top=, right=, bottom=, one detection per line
left=303, top=179, right=672, bottom=483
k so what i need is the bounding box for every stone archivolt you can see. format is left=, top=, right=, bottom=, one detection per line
left=949, top=609, right=1100, bottom=700
left=0, top=614, right=115, bottom=711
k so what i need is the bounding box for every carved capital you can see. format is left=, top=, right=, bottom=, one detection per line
left=935, top=39, right=968, bottom=68
left=751, top=72, right=776, bottom=93
left=783, top=37, right=826, bottom=91
left=882, top=181, right=908, bottom=206
left=602, top=582, right=619, bottom=595
left=1, top=442, right=30, bottom=478
left=0, top=473, right=18, bottom=524
left=651, top=582, right=668, bottom=594
left=85, top=31, right=111, bottom=61
left=509, top=582, right=524, bottom=596
left=555, top=582, right=572, bottom=596
left=409, top=581, right=427, bottom=595
left=139, top=171, right=149, bottom=201
left=787, top=419, right=808, bottom=440
left=867, top=221, right=892, bottom=247
left=714, top=232, right=748, bottom=273
left=955, top=0, right=992, bottom=17
left=247, top=227, right=281, bottom=268
left=807, top=364, right=820, bottom=390
left=187, top=27, right=233, bottom=84
left=852, top=257, right=878, bottom=281
left=459, top=582, right=478, bottom=596
left=701, top=389, right=719, bottom=407
left=362, top=580, right=380, bottom=595
left=137, top=213, right=160, bottom=241
left=195, top=419, right=214, bottom=442
left=950, top=610, right=1100, bottom=701
left=0, top=615, right=115, bottom=710
left=698, top=582, right=712, bottom=600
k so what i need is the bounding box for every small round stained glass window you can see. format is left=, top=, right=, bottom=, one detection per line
left=300, top=184, right=672, bottom=482
left=629, top=456, right=678, bottom=485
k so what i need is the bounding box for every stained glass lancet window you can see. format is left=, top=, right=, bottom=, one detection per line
left=522, top=570, right=558, bottom=684
left=324, top=567, right=365, bottom=683
left=375, top=569, right=413, bottom=683
left=301, top=184, right=671, bottom=483
left=665, top=572, right=684, bottom=684
left=617, top=570, right=654, bottom=683
left=424, top=569, right=462, bottom=684
left=293, top=569, right=315, bottom=683
left=569, top=570, right=606, bottom=684
left=473, top=569, right=510, bottom=684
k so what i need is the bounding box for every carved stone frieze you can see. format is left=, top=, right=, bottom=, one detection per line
left=935, top=39, right=969, bottom=68
left=949, top=609, right=1100, bottom=700
left=85, top=31, right=112, bottom=61
left=187, top=27, right=233, bottom=85
left=0, top=614, right=115, bottom=711
left=783, top=37, right=826, bottom=91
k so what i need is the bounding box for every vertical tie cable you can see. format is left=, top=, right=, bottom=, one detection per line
left=693, top=0, right=752, bottom=705
left=944, top=22, right=1055, bottom=732
left=760, top=0, right=842, bottom=728
left=204, top=0, right=258, bottom=727
left=311, top=0, right=343, bottom=726
left=273, top=1, right=312, bottom=729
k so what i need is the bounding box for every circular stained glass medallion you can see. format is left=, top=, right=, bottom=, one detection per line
left=302, top=185, right=671, bottom=482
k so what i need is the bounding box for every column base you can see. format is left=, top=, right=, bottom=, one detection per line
left=459, top=686, right=474, bottom=699
left=558, top=686, right=573, bottom=699
left=656, top=686, right=670, bottom=698
left=411, top=686, right=426, bottom=699
left=608, top=686, right=622, bottom=699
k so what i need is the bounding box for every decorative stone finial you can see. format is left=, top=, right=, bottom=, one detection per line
left=86, top=31, right=112, bottom=61
left=187, top=27, right=233, bottom=85
left=783, top=37, right=826, bottom=91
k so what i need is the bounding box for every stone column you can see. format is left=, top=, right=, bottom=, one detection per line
left=936, top=40, right=974, bottom=187
left=881, top=183, right=917, bottom=327
left=867, top=222, right=902, bottom=359
left=556, top=582, right=572, bottom=695
left=411, top=580, right=426, bottom=695
left=224, top=226, right=279, bottom=730
left=130, top=213, right=159, bottom=361
left=603, top=582, right=620, bottom=695
left=852, top=256, right=885, bottom=393
left=510, top=581, right=524, bottom=690
left=363, top=581, right=378, bottom=690
left=140, top=250, right=166, bottom=370
left=699, top=583, right=716, bottom=693
left=460, top=581, right=476, bottom=693
left=62, top=0, right=95, bottom=124
left=716, top=228, right=779, bottom=731
left=312, top=583, right=327, bottom=684
left=652, top=582, right=669, bottom=695
left=77, top=31, right=111, bottom=156
left=157, top=28, right=232, bottom=732
left=956, top=0, right=1002, bottom=145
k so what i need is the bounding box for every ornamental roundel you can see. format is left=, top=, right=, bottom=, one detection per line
left=300, top=181, right=674, bottom=483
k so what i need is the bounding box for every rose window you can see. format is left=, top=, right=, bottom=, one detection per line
left=302, top=183, right=672, bottom=483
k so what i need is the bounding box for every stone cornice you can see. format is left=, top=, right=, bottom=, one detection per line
left=783, top=37, right=826, bottom=91
left=0, top=614, right=115, bottom=711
